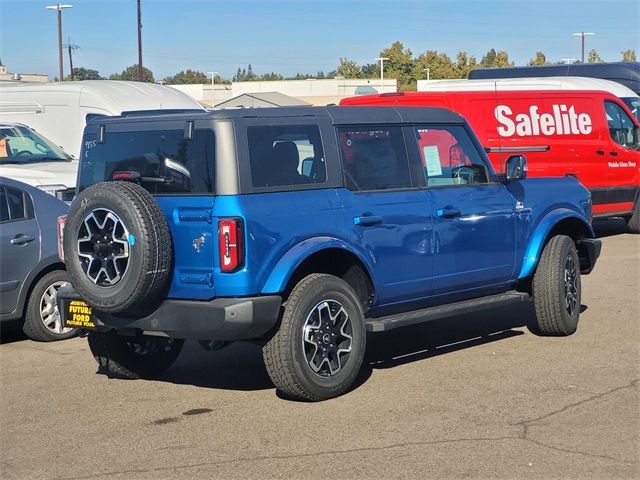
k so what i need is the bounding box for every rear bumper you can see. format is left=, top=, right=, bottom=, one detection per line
left=576, top=238, right=602, bottom=275
left=56, top=285, right=282, bottom=341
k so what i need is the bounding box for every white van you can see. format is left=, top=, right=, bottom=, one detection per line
left=416, top=76, right=640, bottom=120
left=0, top=80, right=205, bottom=159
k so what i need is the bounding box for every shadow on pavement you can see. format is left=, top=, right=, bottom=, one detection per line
left=593, top=217, right=630, bottom=238
left=0, top=321, right=28, bottom=345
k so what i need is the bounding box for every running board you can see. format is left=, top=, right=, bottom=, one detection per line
left=365, top=291, right=530, bottom=333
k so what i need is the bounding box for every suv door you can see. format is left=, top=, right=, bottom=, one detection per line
left=335, top=125, right=433, bottom=305
left=409, top=124, right=517, bottom=295
left=0, top=185, right=40, bottom=316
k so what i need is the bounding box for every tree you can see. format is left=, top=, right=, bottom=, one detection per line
left=621, top=49, right=637, bottom=62
left=455, top=51, right=479, bottom=78
left=413, top=50, right=457, bottom=81
left=335, top=58, right=364, bottom=79
left=64, top=67, right=102, bottom=81
left=109, top=65, right=154, bottom=82
left=379, top=41, right=414, bottom=91
left=528, top=51, right=548, bottom=66
left=481, top=48, right=497, bottom=67
left=587, top=49, right=603, bottom=63
left=493, top=50, right=514, bottom=67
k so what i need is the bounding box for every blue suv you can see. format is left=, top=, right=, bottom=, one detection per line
left=57, top=106, right=601, bottom=401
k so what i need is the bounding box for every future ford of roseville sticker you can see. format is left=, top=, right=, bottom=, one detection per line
left=495, top=104, right=593, bottom=137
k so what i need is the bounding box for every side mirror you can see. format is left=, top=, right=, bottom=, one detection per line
left=505, top=155, right=527, bottom=181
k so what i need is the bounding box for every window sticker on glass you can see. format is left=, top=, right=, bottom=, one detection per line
left=423, top=145, right=442, bottom=177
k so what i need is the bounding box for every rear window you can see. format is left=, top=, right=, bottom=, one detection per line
left=78, top=129, right=215, bottom=194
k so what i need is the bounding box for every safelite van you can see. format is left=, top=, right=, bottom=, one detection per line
left=341, top=90, right=640, bottom=232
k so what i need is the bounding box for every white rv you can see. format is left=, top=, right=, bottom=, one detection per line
left=416, top=76, right=640, bottom=120
left=0, top=80, right=205, bottom=159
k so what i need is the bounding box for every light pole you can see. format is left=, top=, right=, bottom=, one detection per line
left=207, top=71, right=218, bottom=107
left=572, top=31, right=595, bottom=63
left=375, top=57, right=389, bottom=91
left=46, top=4, right=73, bottom=82
left=424, top=68, right=430, bottom=81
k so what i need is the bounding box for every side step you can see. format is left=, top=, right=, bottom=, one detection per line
left=365, top=291, right=530, bottom=333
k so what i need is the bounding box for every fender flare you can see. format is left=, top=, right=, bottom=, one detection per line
left=261, top=236, right=375, bottom=295
left=518, top=208, right=594, bottom=279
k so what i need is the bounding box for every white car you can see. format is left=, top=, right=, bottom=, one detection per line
left=0, top=122, right=77, bottom=200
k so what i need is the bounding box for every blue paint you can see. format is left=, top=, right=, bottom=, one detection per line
left=128, top=234, right=136, bottom=246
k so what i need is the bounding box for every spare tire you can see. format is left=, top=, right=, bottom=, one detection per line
left=63, top=181, right=173, bottom=313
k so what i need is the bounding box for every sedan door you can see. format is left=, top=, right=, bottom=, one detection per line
left=0, top=186, right=40, bottom=316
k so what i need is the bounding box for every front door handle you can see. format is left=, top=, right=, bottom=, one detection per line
left=609, top=151, right=618, bottom=157
left=353, top=215, right=382, bottom=226
left=436, top=207, right=462, bottom=219
left=595, top=150, right=605, bottom=156
left=10, top=235, right=35, bottom=245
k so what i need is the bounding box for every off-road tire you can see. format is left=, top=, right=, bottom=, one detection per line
left=63, top=181, right=172, bottom=313
left=530, top=235, right=581, bottom=336
left=87, top=331, right=184, bottom=379
left=262, top=274, right=366, bottom=401
left=627, top=201, right=640, bottom=234
left=23, top=270, right=77, bottom=342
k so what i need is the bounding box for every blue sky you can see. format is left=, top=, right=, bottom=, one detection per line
left=1, top=0, right=638, bottom=81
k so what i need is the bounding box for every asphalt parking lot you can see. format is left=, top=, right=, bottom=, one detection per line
left=1, top=219, right=638, bottom=480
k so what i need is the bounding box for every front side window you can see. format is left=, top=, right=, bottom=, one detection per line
left=337, top=126, right=412, bottom=191
left=412, top=125, right=489, bottom=187
left=605, top=101, right=638, bottom=149
left=247, top=125, right=326, bottom=188
left=0, top=125, right=71, bottom=164
left=78, top=129, right=215, bottom=194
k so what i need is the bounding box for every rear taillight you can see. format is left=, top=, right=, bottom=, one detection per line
left=57, top=215, right=67, bottom=262
left=218, top=218, right=244, bottom=272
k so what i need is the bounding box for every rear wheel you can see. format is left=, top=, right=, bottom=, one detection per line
left=530, top=235, right=581, bottom=336
left=87, top=331, right=184, bottom=379
left=627, top=202, right=640, bottom=234
left=262, top=274, right=366, bottom=401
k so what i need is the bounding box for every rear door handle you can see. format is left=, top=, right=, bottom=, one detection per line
left=353, top=215, right=382, bottom=226
left=10, top=235, right=35, bottom=245
left=609, top=151, right=618, bottom=156
left=436, top=207, right=462, bottom=219
left=596, top=150, right=605, bottom=156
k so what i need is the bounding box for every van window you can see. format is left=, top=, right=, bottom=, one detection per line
left=411, top=125, right=489, bottom=187
left=337, top=126, right=412, bottom=191
left=247, top=125, right=326, bottom=188
left=78, top=129, right=215, bottom=194
left=605, top=101, right=639, bottom=149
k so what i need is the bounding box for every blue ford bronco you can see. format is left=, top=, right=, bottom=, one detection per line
left=57, top=106, right=601, bottom=401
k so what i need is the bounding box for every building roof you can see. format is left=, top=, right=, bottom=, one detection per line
left=215, top=92, right=312, bottom=108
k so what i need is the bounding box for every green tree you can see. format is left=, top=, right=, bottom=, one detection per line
left=379, top=41, right=414, bottom=91
left=455, top=51, right=479, bottom=78
left=481, top=48, right=497, bottom=67
left=587, top=49, right=603, bottom=63
left=335, top=58, right=364, bottom=79
left=109, top=65, right=154, bottom=82
left=528, top=51, right=548, bottom=66
left=64, top=67, right=102, bottom=81
left=621, top=49, right=637, bottom=61
left=493, top=50, right=514, bottom=67
left=164, top=69, right=208, bottom=84
left=413, top=50, right=457, bottom=82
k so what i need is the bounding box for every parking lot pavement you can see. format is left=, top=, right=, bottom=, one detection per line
left=1, top=219, right=638, bottom=480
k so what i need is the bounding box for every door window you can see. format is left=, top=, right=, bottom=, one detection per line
left=412, top=125, right=489, bottom=187
left=337, top=126, right=412, bottom=191
left=5, top=187, right=26, bottom=221
left=0, top=187, right=9, bottom=222
left=605, top=101, right=639, bottom=149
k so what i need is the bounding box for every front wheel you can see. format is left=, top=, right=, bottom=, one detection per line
left=530, top=235, right=581, bottom=336
left=87, top=331, right=184, bottom=379
left=262, top=274, right=366, bottom=401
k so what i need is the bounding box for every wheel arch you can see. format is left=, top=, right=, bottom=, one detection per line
left=519, top=209, right=594, bottom=280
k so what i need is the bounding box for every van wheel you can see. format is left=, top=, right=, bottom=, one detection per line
left=63, top=181, right=172, bottom=313
left=23, top=270, right=77, bottom=342
left=262, top=274, right=366, bottom=401
left=627, top=202, right=640, bottom=234
left=530, top=235, right=581, bottom=336
left=87, top=331, right=184, bottom=379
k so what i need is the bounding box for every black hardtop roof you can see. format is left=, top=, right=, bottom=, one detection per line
left=90, top=105, right=466, bottom=126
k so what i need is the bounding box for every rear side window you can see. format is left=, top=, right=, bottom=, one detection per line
left=78, top=129, right=215, bottom=194
left=337, top=126, right=412, bottom=191
left=605, top=101, right=638, bottom=149
left=412, top=125, right=489, bottom=187
left=1, top=186, right=28, bottom=221
left=247, top=125, right=326, bottom=188
left=0, top=187, right=8, bottom=222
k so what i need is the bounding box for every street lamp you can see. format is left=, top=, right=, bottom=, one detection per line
left=46, top=4, right=73, bottom=82
left=424, top=68, right=430, bottom=81
left=207, top=71, right=218, bottom=107
left=375, top=57, right=389, bottom=91
left=572, top=32, right=595, bottom=63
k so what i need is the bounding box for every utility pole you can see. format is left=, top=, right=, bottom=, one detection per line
left=207, top=71, right=218, bottom=107
left=375, top=57, right=389, bottom=91
left=65, top=38, right=80, bottom=79
left=46, top=4, right=73, bottom=82
left=137, top=0, right=143, bottom=81
left=572, top=31, right=595, bottom=63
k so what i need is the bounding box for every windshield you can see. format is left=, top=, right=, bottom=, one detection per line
left=0, top=125, right=71, bottom=164
left=621, top=97, right=640, bottom=122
